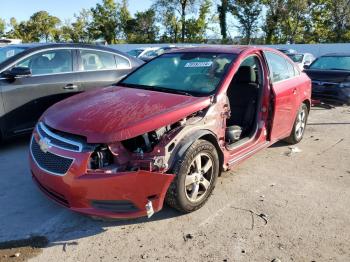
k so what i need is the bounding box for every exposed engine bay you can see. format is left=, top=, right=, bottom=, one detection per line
left=88, top=118, right=190, bottom=172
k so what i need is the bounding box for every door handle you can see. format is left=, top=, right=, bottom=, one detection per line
left=293, top=88, right=297, bottom=95
left=63, top=84, right=78, bottom=90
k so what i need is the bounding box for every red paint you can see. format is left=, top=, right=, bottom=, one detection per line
left=43, top=86, right=211, bottom=143
left=30, top=46, right=311, bottom=219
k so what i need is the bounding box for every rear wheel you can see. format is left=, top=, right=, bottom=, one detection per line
left=284, top=103, right=308, bottom=144
left=166, top=140, right=219, bottom=213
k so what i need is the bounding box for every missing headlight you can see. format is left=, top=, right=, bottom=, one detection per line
left=89, top=145, right=114, bottom=170
left=122, top=126, right=171, bottom=153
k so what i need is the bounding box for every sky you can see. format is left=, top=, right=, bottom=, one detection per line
left=0, top=0, right=153, bottom=22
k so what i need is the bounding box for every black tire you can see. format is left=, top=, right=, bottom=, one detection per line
left=284, top=103, right=308, bottom=144
left=166, top=139, right=220, bottom=213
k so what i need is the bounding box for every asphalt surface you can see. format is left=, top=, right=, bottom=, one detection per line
left=0, top=106, right=349, bottom=261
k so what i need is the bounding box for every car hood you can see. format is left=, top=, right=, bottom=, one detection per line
left=304, top=69, right=350, bottom=83
left=42, top=86, right=211, bottom=143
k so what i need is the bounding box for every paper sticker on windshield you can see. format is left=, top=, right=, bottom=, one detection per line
left=185, top=61, right=213, bottom=68
left=6, top=50, right=15, bottom=58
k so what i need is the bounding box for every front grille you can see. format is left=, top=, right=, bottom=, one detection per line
left=31, top=137, right=73, bottom=176
left=37, top=123, right=82, bottom=152
left=32, top=174, right=69, bottom=207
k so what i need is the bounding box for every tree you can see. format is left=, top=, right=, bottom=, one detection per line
left=185, top=0, right=211, bottom=42
left=125, top=9, right=159, bottom=43
left=153, top=0, right=198, bottom=42
left=61, top=9, right=93, bottom=43
left=217, top=0, right=229, bottom=43
left=261, top=0, right=285, bottom=44
left=159, top=10, right=181, bottom=43
left=29, top=11, right=61, bottom=42
left=326, top=0, right=350, bottom=42
left=279, top=0, right=308, bottom=43
left=0, top=18, right=5, bottom=37
left=231, top=0, right=262, bottom=44
left=120, top=0, right=132, bottom=40
left=90, top=0, right=120, bottom=44
left=6, top=18, right=37, bottom=42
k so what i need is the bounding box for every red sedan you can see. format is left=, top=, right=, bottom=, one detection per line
left=30, top=46, right=311, bottom=218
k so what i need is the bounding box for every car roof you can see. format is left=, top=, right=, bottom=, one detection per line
left=0, top=43, right=143, bottom=69
left=7, top=43, right=122, bottom=52
left=167, top=45, right=266, bottom=55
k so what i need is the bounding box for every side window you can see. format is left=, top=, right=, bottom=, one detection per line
left=80, top=50, right=116, bottom=71
left=115, top=55, right=131, bottom=69
left=16, top=49, right=73, bottom=76
left=286, top=60, right=296, bottom=77
left=264, top=51, right=293, bottom=83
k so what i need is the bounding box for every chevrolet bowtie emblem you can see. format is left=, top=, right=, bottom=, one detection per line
left=38, top=137, right=51, bottom=153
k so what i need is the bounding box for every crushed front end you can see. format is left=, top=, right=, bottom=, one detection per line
left=29, top=122, right=176, bottom=218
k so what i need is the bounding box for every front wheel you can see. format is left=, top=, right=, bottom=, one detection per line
left=166, top=140, right=220, bottom=213
left=284, top=103, right=309, bottom=144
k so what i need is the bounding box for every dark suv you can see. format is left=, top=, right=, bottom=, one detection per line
left=0, top=43, right=143, bottom=140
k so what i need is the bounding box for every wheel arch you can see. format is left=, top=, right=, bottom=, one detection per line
left=168, top=129, right=224, bottom=174
left=302, top=99, right=311, bottom=112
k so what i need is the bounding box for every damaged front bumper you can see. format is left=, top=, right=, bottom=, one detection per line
left=29, top=132, right=175, bottom=219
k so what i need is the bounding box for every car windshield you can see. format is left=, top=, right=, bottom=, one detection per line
left=120, top=52, right=236, bottom=96
left=127, top=49, right=144, bottom=57
left=0, top=46, right=28, bottom=64
left=309, top=56, right=350, bottom=71
left=288, top=54, right=304, bottom=63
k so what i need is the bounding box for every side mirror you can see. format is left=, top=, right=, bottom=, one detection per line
left=303, top=64, right=310, bottom=70
left=1, top=67, right=32, bottom=80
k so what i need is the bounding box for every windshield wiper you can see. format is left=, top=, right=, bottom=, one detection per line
left=118, top=82, right=194, bottom=96
left=169, top=90, right=193, bottom=96
left=117, top=82, right=150, bottom=89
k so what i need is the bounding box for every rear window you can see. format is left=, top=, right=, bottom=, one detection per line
left=80, top=50, right=117, bottom=71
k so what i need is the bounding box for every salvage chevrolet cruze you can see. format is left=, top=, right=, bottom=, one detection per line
left=30, top=46, right=311, bottom=218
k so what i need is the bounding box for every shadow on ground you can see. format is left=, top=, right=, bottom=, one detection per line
left=0, top=136, right=183, bottom=250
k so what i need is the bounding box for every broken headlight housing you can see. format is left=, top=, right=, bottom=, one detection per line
left=89, top=145, right=114, bottom=170
left=121, top=126, right=172, bottom=154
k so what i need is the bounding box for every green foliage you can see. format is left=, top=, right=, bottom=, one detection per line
left=125, top=9, right=159, bottom=43
left=1, top=0, right=350, bottom=44
left=153, top=0, right=198, bottom=43
left=158, top=10, right=181, bottom=43
left=217, top=0, right=229, bottom=42
left=29, top=11, right=61, bottom=42
left=185, top=0, right=211, bottom=43
left=120, top=0, right=132, bottom=40
left=231, top=0, right=262, bottom=44
left=6, top=18, right=38, bottom=42
left=60, top=9, right=93, bottom=43
left=262, top=0, right=350, bottom=44
left=0, top=18, right=5, bottom=37
left=90, top=0, right=120, bottom=44
left=261, top=0, right=285, bottom=44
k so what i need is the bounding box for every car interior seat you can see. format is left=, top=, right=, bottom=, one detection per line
left=31, top=56, right=52, bottom=75
left=226, top=66, right=259, bottom=142
left=83, top=55, right=98, bottom=70
left=50, top=52, right=71, bottom=73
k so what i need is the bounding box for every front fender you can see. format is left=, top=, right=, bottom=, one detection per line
left=167, top=129, right=220, bottom=171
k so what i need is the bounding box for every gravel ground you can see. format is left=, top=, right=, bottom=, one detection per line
left=0, top=106, right=349, bottom=262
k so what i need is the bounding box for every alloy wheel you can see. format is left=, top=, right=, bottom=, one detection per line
left=185, top=152, right=214, bottom=203
left=295, top=108, right=307, bottom=140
